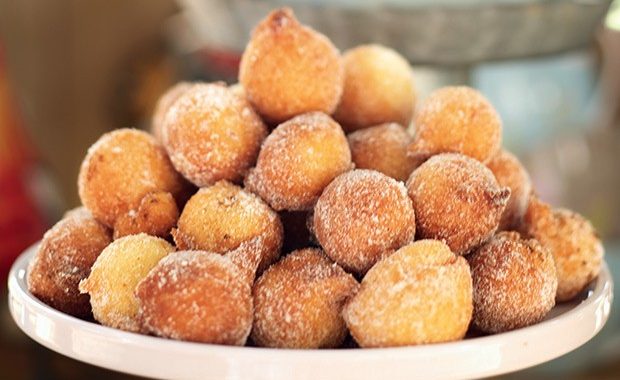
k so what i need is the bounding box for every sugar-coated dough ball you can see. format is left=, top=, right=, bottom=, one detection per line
left=343, top=240, right=472, bottom=347
left=113, top=191, right=179, bottom=239
left=151, top=82, right=192, bottom=143
left=239, top=8, right=344, bottom=123
left=409, top=86, right=502, bottom=163
left=136, top=251, right=253, bottom=345
left=334, top=45, right=415, bottom=132
left=251, top=248, right=359, bottom=348
left=79, top=234, right=174, bottom=332
left=162, top=82, right=267, bottom=186
left=406, top=153, right=510, bottom=255
left=520, top=196, right=603, bottom=302
left=313, top=169, right=416, bottom=274
left=468, top=232, right=557, bottom=333
left=245, top=112, right=352, bottom=211
left=486, top=150, right=532, bottom=231
left=78, top=128, right=186, bottom=228
left=172, top=181, right=282, bottom=274
left=348, top=123, right=417, bottom=181
left=28, top=208, right=112, bottom=318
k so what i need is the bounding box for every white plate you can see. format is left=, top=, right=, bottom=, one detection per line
left=8, top=244, right=613, bottom=380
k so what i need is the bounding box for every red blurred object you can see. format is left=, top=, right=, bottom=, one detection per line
left=0, top=44, right=46, bottom=283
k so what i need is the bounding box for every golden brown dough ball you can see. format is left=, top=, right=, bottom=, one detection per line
left=172, top=181, right=282, bottom=274
left=520, top=196, right=603, bottom=302
left=347, top=123, right=417, bottom=181
left=313, top=169, right=416, bottom=274
left=239, top=8, right=344, bottom=124
left=406, top=153, right=510, bottom=255
left=468, top=231, right=557, bottom=333
left=136, top=250, right=253, bottom=345
left=251, top=248, right=359, bottom=348
left=343, top=240, right=472, bottom=347
left=151, top=82, right=192, bottom=143
left=28, top=208, right=112, bottom=319
left=245, top=112, right=352, bottom=211
left=334, top=45, right=415, bottom=132
left=79, top=234, right=174, bottom=332
left=161, top=82, right=267, bottom=186
left=78, top=128, right=186, bottom=228
left=113, top=191, right=179, bottom=239
left=409, top=86, right=502, bottom=163
left=486, top=150, right=532, bottom=231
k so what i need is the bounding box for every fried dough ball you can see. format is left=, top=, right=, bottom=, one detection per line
left=27, top=208, right=112, bottom=319
left=468, top=232, right=557, bottom=333
left=161, top=82, right=268, bottom=186
left=136, top=250, right=253, bottom=345
left=78, top=234, right=174, bottom=331
left=406, top=153, right=510, bottom=255
left=347, top=123, right=417, bottom=181
left=172, top=181, right=282, bottom=274
left=313, top=170, right=416, bottom=274
left=113, top=191, right=179, bottom=239
left=521, top=196, right=603, bottom=302
left=334, top=45, right=415, bottom=131
left=239, top=8, right=344, bottom=123
left=279, top=211, right=312, bottom=252
left=251, top=248, right=359, bottom=348
left=409, top=86, right=502, bottom=163
left=343, top=240, right=472, bottom=347
left=78, top=128, right=186, bottom=228
left=486, top=150, right=532, bottom=231
left=151, top=82, right=192, bottom=143
left=245, top=112, right=352, bottom=211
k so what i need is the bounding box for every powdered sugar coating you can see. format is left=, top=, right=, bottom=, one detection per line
left=28, top=207, right=112, bottom=319
left=78, top=128, right=186, bottom=227
left=409, top=86, right=502, bottom=163
left=172, top=181, right=282, bottom=274
left=113, top=191, right=179, bottom=239
left=251, top=248, right=359, bottom=348
left=239, top=8, right=344, bottom=123
left=245, top=112, right=352, bottom=211
left=334, top=45, right=415, bottom=131
left=151, top=82, right=192, bottom=143
left=406, top=153, right=510, bottom=255
left=348, top=123, right=417, bottom=181
left=468, top=231, right=557, bottom=333
left=520, top=196, right=603, bottom=302
left=162, top=82, right=267, bottom=187
left=79, top=234, right=174, bottom=332
left=313, top=169, right=416, bottom=274
left=343, top=240, right=472, bottom=347
left=136, top=250, right=253, bottom=345
left=487, top=150, right=532, bottom=231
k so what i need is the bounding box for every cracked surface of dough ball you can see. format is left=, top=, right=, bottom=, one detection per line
left=313, top=169, right=416, bottom=274
left=151, top=82, right=192, bottom=143
left=520, top=196, right=603, bottom=302
left=245, top=112, right=352, bottom=211
left=162, top=82, right=267, bottom=186
left=343, top=240, right=472, bottom=347
left=486, top=150, right=532, bottom=231
left=28, top=208, right=112, bottom=319
left=334, top=45, right=415, bottom=131
left=79, top=234, right=174, bottom=332
left=172, top=181, right=282, bottom=273
left=468, top=231, right=557, bottom=333
left=409, top=86, right=502, bottom=163
left=252, top=248, right=359, bottom=348
left=136, top=250, right=253, bottom=345
left=78, top=128, right=186, bottom=228
left=239, top=8, right=344, bottom=123
left=113, top=191, right=179, bottom=239
left=348, top=123, right=417, bottom=181
left=406, top=153, right=510, bottom=255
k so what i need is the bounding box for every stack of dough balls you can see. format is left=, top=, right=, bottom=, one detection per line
left=28, top=7, right=603, bottom=350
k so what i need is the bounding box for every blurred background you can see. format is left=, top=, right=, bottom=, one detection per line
left=1, top=0, right=619, bottom=379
